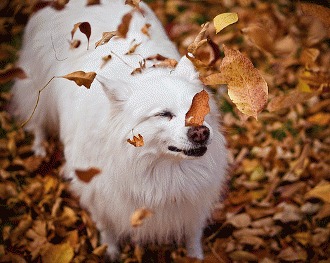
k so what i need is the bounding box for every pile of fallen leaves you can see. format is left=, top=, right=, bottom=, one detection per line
left=1, top=0, right=330, bottom=262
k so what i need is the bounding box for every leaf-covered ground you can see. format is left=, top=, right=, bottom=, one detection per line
left=1, top=0, right=329, bottom=262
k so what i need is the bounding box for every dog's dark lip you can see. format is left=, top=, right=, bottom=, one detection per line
left=168, top=145, right=207, bottom=157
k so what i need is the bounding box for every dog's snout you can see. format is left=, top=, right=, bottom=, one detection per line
left=187, top=125, right=210, bottom=145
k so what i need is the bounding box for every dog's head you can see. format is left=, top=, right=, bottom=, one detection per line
left=97, top=56, right=218, bottom=159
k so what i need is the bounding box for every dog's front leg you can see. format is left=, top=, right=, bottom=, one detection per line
left=185, top=220, right=205, bottom=260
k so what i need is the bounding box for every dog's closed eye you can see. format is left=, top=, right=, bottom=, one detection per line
left=155, top=111, right=175, bottom=120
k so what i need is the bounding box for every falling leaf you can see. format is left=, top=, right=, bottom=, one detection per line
left=152, top=58, right=178, bottom=68
left=213, top=13, right=238, bottom=34
left=61, top=71, right=97, bottom=89
left=75, top=167, right=101, bottom=183
left=86, top=0, right=100, bottom=6
left=185, top=90, right=210, bottom=126
left=125, top=42, right=141, bottom=55
left=127, top=134, right=144, bottom=147
left=71, top=22, right=91, bottom=49
left=117, top=12, right=132, bottom=38
left=42, top=243, right=74, bottom=263
left=101, top=54, right=112, bottom=68
left=0, top=66, right=27, bottom=84
left=125, top=0, right=141, bottom=9
left=217, top=45, right=268, bottom=119
left=305, top=181, right=330, bottom=203
left=131, top=208, right=153, bottom=227
left=141, top=23, right=151, bottom=38
left=95, top=31, right=117, bottom=48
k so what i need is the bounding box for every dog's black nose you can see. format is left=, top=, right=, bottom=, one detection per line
left=187, top=125, right=210, bottom=145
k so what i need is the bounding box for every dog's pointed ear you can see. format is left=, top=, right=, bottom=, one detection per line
left=173, top=55, right=200, bottom=83
left=96, top=75, right=131, bottom=102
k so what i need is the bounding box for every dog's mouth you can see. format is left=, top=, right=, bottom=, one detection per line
left=168, top=145, right=207, bottom=157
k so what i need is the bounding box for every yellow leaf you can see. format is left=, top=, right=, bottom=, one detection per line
left=293, top=232, right=311, bottom=246
left=219, top=45, right=268, bottom=119
left=75, top=167, right=101, bottom=183
left=297, top=79, right=312, bottom=93
left=307, top=112, right=330, bottom=126
left=127, top=134, right=144, bottom=147
left=213, top=13, right=238, bottom=34
left=61, top=71, right=96, bottom=89
left=42, top=243, right=74, bottom=263
left=185, top=90, right=210, bottom=126
left=305, top=181, right=330, bottom=203
left=131, top=208, right=153, bottom=227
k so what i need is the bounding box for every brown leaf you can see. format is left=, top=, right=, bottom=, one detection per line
left=141, top=23, right=151, bottom=37
left=152, top=58, right=178, bottom=68
left=127, top=134, right=144, bottom=147
left=69, top=39, right=81, bottom=49
left=305, top=181, right=330, bottom=203
left=95, top=31, right=117, bottom=48
left=71, top=22, right=91, bottom=49
left=146, top=54, right=168, bottom=61
left=241, top=24, right=274, bottom=54
left=86, top=0, right=100, bottom=6
left=131, top=60, right=146, bottom=75
left=131, top=208, right=153, bottom=227
left=101, top=54, right=112, bottom=68
left=185, top=90, right=210, bottom=127
left=218, top=45, right=268, bottom=119
left=125, top=0, right=141, bottom=9
left=117, top=12, right=132, bottom=38
left=75, top=167, right=101, bottom=183
left=125, top=42, right=141, bottom=55
left=61, top=71, right=96, bottom=89
left=0, top=66, right=27, bottom=84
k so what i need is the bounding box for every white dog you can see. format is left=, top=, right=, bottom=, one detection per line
left=10, top=0, right=227, bottom=260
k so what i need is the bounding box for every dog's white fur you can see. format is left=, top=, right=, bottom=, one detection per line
left=10, top=0, right=227, bottom=260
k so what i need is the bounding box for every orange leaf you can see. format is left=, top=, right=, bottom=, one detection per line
left=141, top=23, right=151, bottom=37
left=95, top=31, right=117, bottom=48
left=152, top=58, right=178, bottom=68
left=75, top=167, right=101, bottom=183
left=127, top=134, right=144, bottom=147
left=71, top=22, right=91, bottom=49
left=0, top=66, right=27, bottom=84
left=130, top=208, right=153, bottom=227
left=219, top=45, right=268, bottom=119
left=61, top=71, right=96, bottom=89
left=185, top=90, right=210, bottom=126
left=117, top=12, right=132, bottom=38
left=125, top=0, right=141, bottom=8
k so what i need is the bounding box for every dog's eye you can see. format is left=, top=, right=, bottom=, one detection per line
left=155, top=111, right=174, bottom=120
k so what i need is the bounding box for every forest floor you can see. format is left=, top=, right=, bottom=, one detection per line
left=0, top=0, right=329, bottom=262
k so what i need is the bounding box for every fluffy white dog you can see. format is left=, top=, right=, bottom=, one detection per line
left=10, top=0, right=227, bottom=260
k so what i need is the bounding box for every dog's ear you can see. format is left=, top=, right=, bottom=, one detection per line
left=96, top=75, right=131, bottom=102
left=173, top=55, right=200, bottom=83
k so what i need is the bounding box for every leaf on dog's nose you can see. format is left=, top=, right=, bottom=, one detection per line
left=71, top=22, right=91, bottom=49
left=131, top=208, right=153, bottom=227
left=213, top=13, right=238, bottom=34
left=117, top=12, right=133, bottom=38
left=127, top=134, right=144, bottom=147
left=75, top=167, right=101, bottom=183
left=202, top=45, right=268, bottom=120
left=95, top=31, right=117, bottom=48
left=61, top=71, right=97, bottom=89
left=185, top=90, right=210, bottom=127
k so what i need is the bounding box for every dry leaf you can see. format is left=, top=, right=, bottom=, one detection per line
left=0, top=66, right=27, bottom=84
left=213, top=13, right=238, bottom=34
left=125, top=42, right=141, bottom=55
left=42, top=243, right=74, bottom=263
left=305, top=181, right=330, bottom=203
left=131, top=60, right=146, bottom=75
left=131, top=208, right=153, bottom=227
left=95, top=31, right=117, bottom=48
left=125, top=0, right=141, bottom=9
left=141, top=23, right=151, bottom=37
left=69, top=39, right=81, bottom=49
left=101, top=54, right=112, bottom=68
left=146, top=54, right=168, bottom=61
left=117, top=12, right=132, bottom=38
left=219, top=45, right=268, bottom=119
left=185, top=90, right=210, bottom=127
left=75, top=167, right=101, bottom=183
left=61, top=71, right=97, bottom=89
left=152, top=58, right=178, bottom=68
left=86, top=0, right=100, bottom=6
left=187, top=22, right=209, bottom=55
left=71, top=22, right=91, bottom=49
left=127, top=134, right=144, bottom=147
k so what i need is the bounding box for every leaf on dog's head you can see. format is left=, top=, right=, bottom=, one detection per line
left=213, top=13, right=238, bottom=34
left=95, top=31, right=117, bottom=48
left=127, top=134, right=144, bottom=147
left=0, top=65, right=27, bottom=84
left=141, top=23, right=151, bottom=38
left=71, top=22, right=91, bottom=49
left=125, top=0, right=141, bottom=8
left=61, top=71, right=97, bottom=89
left=185, top=90, right=210, bottom=127
left=117, top=12, right=133, bottom=38
left=75, top=167, right=101, bottom=183
left=217, top=45, right=268, bottom=119
left=131, top=208, right=153, bottom=227
left=152, top=58, right=178, bottom=68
